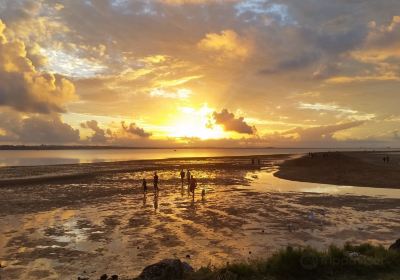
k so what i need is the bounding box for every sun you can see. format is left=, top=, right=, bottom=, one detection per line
left=167, top=104, right=225, bottom=140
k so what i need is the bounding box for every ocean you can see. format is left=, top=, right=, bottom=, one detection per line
left=0, top=147, right=389, bottom=167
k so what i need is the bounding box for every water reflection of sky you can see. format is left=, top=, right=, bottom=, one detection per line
left=0, top=157, right=80, bottom=167
left=0, top=164, right=399, bottom=279
left=0, top=148, right=393, bottom=167
left=248, top=169, right=400, bottom=199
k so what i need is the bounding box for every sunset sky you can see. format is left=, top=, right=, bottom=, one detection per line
left=0, top=0, right=399, bottom=147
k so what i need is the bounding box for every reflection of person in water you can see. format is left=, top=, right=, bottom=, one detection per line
left=186, top=169, right=191, bottom=184
left=186, top=169, right=191, bottom=195
left=143, top=193, right=147, bottom=207
left=142, top=178, right=147, bottom=193
left=153, top=172, right=159, bottom=192
left=153, top=193, right=159, bottom=211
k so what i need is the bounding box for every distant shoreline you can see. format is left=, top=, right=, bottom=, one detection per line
left=0, top=145, right=397, bottom=151
left=275, top=151, right=400, bottom=189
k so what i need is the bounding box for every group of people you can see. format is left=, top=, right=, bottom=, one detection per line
left=141, top=172, right=159, bottom=194
left=251, top=158, right=261, bottom=165
left=383, top=155, right=390, bottom=163
left=141, top=169, right=205, bottom=201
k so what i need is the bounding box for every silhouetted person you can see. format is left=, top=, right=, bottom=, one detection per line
left=201, top=188, right=205, bottom=201
left=190, top=175, right=197, bottom=200
left=186, top=169, right=191, bottom=184
left=186, top=169, right=191, bottom=194
left=153, top=172, right=159, bottom=192
left=180, top=169, right=185, bottom=186
left=142, top=178, right=147, bottom=193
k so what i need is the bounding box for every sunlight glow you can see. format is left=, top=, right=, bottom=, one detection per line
left=167, top=104, right=225, bottom=140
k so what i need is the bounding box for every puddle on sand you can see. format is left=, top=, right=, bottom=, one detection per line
left=0, top=159, right=399, bottom=280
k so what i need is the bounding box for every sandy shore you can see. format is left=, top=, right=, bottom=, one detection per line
left=0, top=154, right=399, bottom=280
left=275, top=151, right=400, bottom=189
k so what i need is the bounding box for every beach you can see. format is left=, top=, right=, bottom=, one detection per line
left=275, top=151, right=400, bottom=189
left=0, top=153, right=399, bottom=279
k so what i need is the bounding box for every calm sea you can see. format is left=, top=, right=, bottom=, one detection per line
left=0, top=148, right=391, bottom=167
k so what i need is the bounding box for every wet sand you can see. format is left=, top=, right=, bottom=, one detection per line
left=0, top=154, right=399, bottom=280
left=275, top=151, right=400, bottom=189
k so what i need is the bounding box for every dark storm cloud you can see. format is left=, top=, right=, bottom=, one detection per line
left=213, top=109, right=256, bottom=134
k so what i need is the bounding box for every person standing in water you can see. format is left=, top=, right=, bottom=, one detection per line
left=186, top=169, right=191, bottom=194
left=190, top=175, right=197, bottom=200
left=180, top=169, right=185, bottom=187
left=142, top=178, right=147, bottom=193
left=153, top=172, right=159, bottom=193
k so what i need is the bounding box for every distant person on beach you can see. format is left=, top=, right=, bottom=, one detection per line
left=383, top=156, right=390, bottom=164
left=153, top=172, right=159, bottom=192
left=190, top=175, right=197, bottom=200
left=180, top=169, right=185, bottom=186
left=201, top=188, right=206, bottom=200
left=142, top=178, right=147, bottom=193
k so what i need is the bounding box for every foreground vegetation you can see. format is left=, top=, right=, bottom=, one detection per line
left=187, top=243, right=400, bottom=280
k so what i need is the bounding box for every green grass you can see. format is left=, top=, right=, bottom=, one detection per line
left=186, top=243, right=400, bottom=280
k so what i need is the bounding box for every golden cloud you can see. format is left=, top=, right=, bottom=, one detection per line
left=0, top=19, right=76, bottom=113
left=197, top=30, right=252, bottom=60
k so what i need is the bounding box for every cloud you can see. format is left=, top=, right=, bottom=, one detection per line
left=1, top=1, right=400, bottom=147
left=198, top=30, right=252, bottom=60
left=0, top=19, right=76, bottom=114
left=0, top=110, right=80, bottom=144
left=326, top=16, right=400, bottom=83
left=121, top=121, right=152, bottom=138
left=364, top=16, right=400, bottom=53
left=160, top=0, right=231, bottom=4
left=18, top=116, right=80, bottom=144
left=282, top=120, right=365, bottom=142
left=150, top=88, right=192, bottom=99
left=80, top=120, right=110, bottom=143
left=212, top=109, right=256, bottom=134
left=298, top=102, right=375, bottom=121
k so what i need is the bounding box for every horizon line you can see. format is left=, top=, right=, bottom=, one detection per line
left=0, top=144, right=398, bottom=151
